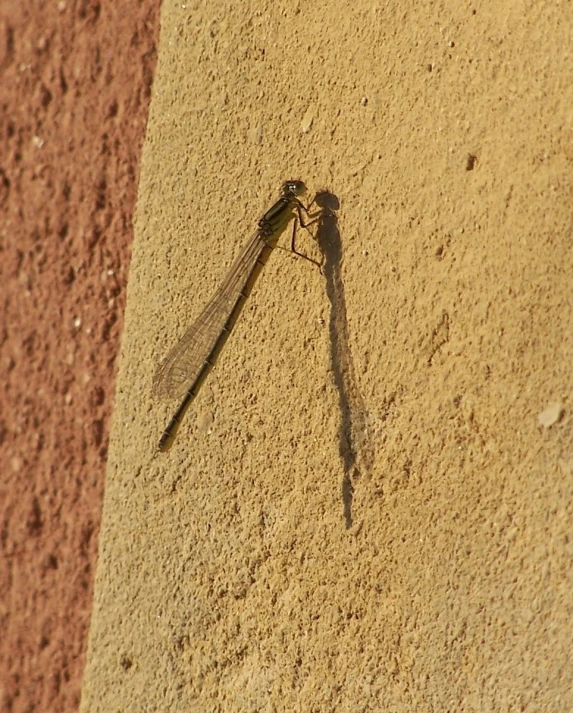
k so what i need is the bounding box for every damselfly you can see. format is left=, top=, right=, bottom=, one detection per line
left=152, top=180, right=319, bottom=451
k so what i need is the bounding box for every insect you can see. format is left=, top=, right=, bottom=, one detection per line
left=152, top=180, right=320, bottom=451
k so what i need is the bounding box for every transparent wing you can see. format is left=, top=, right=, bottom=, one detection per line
left=152, top=230, right=268, bottom=401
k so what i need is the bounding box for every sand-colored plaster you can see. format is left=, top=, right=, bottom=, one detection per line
left=82, top=1, right=573, bottom=711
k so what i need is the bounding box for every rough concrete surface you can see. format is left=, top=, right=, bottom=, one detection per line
left=0, top=2, right=159, bottom=711
left=80, top=0, right=573, bottom=711
left=3, top=0, right=573, bottom=712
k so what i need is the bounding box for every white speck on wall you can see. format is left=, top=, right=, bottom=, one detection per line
left=538, top=402, right=564, bottom=428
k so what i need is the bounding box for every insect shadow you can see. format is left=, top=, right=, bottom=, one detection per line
left=313, top=191, right=369, bottom=529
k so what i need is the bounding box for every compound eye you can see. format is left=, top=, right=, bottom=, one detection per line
left=280, top=179, right=306, bottom=196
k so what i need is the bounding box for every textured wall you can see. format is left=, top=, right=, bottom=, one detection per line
left=82, top=1, right=573, bottom=711
left=0, top=2, right=159, bottom=711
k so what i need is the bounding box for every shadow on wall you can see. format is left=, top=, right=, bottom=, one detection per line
left=314, top=191, right=375, bottom=529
